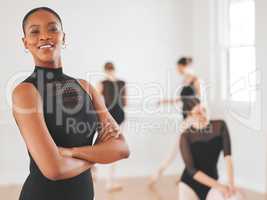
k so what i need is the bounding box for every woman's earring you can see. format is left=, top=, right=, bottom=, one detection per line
left=24, top=48, right=29, bottom=53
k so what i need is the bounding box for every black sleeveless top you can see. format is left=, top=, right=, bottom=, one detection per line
left=101, top=79, right=126, bottom=124
left=19, top=66, right=98, bottom=200
left=101, top=79, right=125, bottom=108
left=180, top=80, right=196, bottom=118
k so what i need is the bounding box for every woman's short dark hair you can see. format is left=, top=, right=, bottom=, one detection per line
left=22, top=7, right=63, bottom=35
left=104, top=62, right=115, bottom=71
left=183, top=97, right=201, bottom=117
left=177, top=57, right=193, bottom=66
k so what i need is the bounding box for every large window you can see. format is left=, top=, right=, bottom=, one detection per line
left=228, top=0, right=256, bottom=102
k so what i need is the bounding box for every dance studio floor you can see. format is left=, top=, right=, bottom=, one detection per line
left=0, top=176, right=266, bottom=200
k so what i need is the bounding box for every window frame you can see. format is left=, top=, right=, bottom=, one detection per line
left=226, top=0, right=256, bottom=103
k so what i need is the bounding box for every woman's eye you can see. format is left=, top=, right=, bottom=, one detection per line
left=30, top=30, right=39, bottom=34
left=49, top=26, right=59, bottom=32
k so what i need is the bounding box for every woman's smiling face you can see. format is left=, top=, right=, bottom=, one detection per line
left=22, top=10, right=65, bottom=66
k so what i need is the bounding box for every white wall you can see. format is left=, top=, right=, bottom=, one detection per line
left=191, top=0, right=266, bottom=193
left=1, top=0, right=264, bottom=194
left=0, top=0, right=194, bottom=184
left=256, top=0, right=267, bottom=193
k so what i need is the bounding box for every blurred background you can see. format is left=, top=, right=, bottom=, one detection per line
left=0, top=0, right=266, bottom=199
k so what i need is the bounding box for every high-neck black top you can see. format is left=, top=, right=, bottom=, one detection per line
left=180, top=120, right=231, bottom=200
left=19, top=66, right=98, bottom=200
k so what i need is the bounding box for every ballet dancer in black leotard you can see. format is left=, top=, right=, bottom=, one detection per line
left=99, top=62, right=126, bottom=125
left=96, top=62, right=127, bottom=192
left=179, top=97, right=237, bottom=200
left=149, top=57, right=202, bottom=185
left=12, top=7, right=129, bottom=200
left=165, top=57, right=200, bottom=117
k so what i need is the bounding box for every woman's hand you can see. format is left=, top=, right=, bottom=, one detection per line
left=215, top=183, right=231, bottom=198
left=58, top=147, right=73, bottom=157
left=158, top=99, right=172, bottom=105
left=228, top=182, right=237, bottom=196
left=97, top=120, right=121, bottom=143
left=157, top=99, right=164, bottom=106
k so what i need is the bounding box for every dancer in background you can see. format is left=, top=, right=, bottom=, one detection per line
left=149, top=57, right=201, bottom=185
left=160, top=57, right=201, bottom=118
left=179, top=97, right=242, bottom=200
left=96, top=62, right=127, bottom=192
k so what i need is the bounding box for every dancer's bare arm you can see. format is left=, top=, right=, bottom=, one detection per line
left=59, top=80, right=130, bottom=164
left=192, top=77, right=201, bottom=97
left=12, top=83, right=93, bottom=181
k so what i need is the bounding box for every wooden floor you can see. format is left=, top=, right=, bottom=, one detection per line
left=0, top=176, right=266, bottom=200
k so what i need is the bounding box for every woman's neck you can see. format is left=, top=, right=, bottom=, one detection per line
left=106, top=74, right=116, bottom=81
left=183, top=70, right=195, bottom=83
left=191, top=115, right=210, bottom=130
left=35, top=59, right=62, bottom=69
